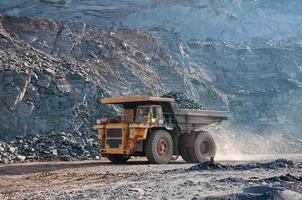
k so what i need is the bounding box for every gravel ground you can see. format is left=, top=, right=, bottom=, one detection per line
left=1, top=156, right=302, bottom=200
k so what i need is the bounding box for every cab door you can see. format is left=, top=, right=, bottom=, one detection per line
left=151, top=106, right=157, bottom=125
left=151, top=106, right=163, bottom=126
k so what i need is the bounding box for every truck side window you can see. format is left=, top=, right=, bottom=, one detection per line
left=152, top=107, right=157, bottom=118
left=135, top=107, right=150, bottom=123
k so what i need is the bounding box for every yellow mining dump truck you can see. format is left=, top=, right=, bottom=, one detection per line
left=94, top=96, right=228, bottom=164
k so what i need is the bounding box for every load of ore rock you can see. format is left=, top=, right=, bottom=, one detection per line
left=162, top=92, right=204, bottom=110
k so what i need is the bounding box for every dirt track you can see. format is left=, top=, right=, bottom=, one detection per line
left=1, top=156, right=302, bottom=200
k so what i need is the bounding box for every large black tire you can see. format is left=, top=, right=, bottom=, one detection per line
left=107, top=155, right=129, bottom=164
left=145, top=130, right=173, bottom=164
left=188, top=131, right=216, bottom=163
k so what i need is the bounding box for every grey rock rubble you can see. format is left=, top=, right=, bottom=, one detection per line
left=0, top=141, right=26, bottom=164
left=206, top=186, right=302, bottom=200
left=0, top=132, right=101, bottom=163
left=264, top=173, right=302, bottom=182
left=10, top=132, right=101, bottom=161
left=187, top=159, right=301, bottom=171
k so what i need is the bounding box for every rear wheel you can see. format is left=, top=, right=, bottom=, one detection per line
left=179, top=132, right=216, bottom=163
left=189, top=132, right=216, bottom=163
left=107, top=155, right=129, bottom=164
left=145, top=130, right=173, bottom=164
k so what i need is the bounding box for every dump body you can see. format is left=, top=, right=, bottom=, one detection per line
left=174, top=108, right=228, bottom=133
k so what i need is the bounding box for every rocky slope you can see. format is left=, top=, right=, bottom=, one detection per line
left=0, top=16, right=224, bottom=141
left=187, top=39, right=302, bottom=135
left=1, top=0, right=302, bottom=154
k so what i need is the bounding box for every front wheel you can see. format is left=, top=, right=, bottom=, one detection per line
left=145, top=130, right=174, bottom=164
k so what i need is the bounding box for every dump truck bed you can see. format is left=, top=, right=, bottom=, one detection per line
left=174, top=109, right=228, bottom=133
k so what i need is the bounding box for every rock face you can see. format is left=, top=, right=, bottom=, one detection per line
left=187, top=40, right=302, bottom=134
left=0, top=16, right=225, bottom=141
left=1, top=0, right=302, bottom=153
left=2, top=0, right=299, bottom=137
left=1, top=1, right=302, bottom=42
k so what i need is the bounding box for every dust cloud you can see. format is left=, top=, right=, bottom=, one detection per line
left=207, top=125, right=302, bottom=161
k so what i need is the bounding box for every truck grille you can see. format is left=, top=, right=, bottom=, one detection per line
left=106, top=128, right=122, bottom=148
left=106, top=139, right=122, bottom=148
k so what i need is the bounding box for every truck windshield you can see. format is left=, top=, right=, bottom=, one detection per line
left=135, top=107, right=150, bottom=123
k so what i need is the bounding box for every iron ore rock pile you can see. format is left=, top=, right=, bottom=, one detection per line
left=0, top=141, right=26, bottom=164
left=7, top=132, right=101, bottom=162
left=162, top=92, right=204, bottom=109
